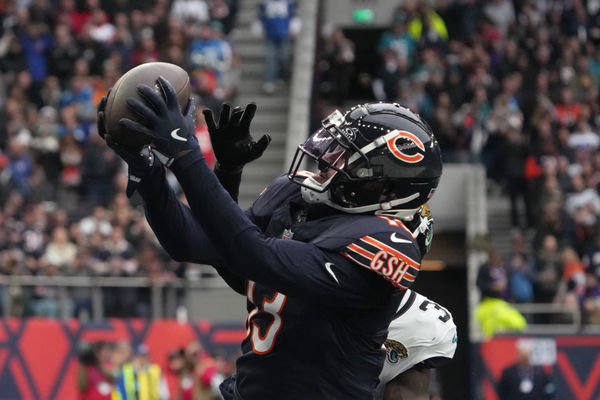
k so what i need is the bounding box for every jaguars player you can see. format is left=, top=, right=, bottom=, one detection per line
left=97, top=78, right=443, bottom=400
left=378, top=290, right=457, bottom=399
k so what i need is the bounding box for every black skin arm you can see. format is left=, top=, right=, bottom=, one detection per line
left=383, top=368, right=431, bottom=400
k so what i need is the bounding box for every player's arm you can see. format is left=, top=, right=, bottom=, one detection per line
left=383, top=368, right=431, bottom=400
left=98, top=93, right=250, bottom=295
left=171, top=152, right=383, bottom=305
left=136, top=164, right=222, bottom=265
left=120, top=79, right=395, bottom=306
left=97, top=95, right=223, bottom=266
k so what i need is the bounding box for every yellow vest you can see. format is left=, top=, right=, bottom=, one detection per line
left=408, top=11, right=449, bottom=40
left=120, top=362, right=162, bottom=400
left=476, top=297, right=527, bottom=338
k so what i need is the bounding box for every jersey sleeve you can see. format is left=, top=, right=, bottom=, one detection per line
left=169, top=150, right=395, bottom=307
left=138, top=164, right=246, bottom=293
left=341, top=228, right=421, bottom=290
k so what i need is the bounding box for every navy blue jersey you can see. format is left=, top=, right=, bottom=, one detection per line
left=139, top=153, right=424, bottom=400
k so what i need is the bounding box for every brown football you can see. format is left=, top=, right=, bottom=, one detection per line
left=104, top=62, right=191, bottom=148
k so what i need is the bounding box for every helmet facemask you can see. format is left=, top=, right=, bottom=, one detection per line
left=288, top=109, right=366, bottom=196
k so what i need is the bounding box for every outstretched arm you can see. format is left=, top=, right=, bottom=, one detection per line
left=97, top=93, right=224, bottom=266
left=137, top=163, right=224, bottom=265
left=120, top=78, right=389, bottom=306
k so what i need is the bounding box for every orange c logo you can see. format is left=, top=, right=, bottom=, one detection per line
left=386, top=130, right=425, bottom=163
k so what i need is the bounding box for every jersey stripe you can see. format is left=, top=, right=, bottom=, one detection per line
left=360, top=236, right=420, bottom=270
left=347, top=243, right=375, bottom=259
left=341, top=252, right=409, bottom=289
left=342, top=252, right=410, bottom=290
left=356, top=244, right=417, bottom=281
left=377, top=216, right=417, bottom=238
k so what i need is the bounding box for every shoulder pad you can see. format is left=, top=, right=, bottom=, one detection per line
left=389, top=291, right=457, bottom=359
left=250, top=174, right=302, bottom=218
left=312, top=216, right=421, bottom=289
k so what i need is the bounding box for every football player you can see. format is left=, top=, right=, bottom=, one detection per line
left=378, top=290, right=457, bottom=400
left=97, top=78, right=443, bottom=399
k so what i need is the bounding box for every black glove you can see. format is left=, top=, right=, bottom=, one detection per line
left=98, top=91, right=155, bottom=198
left=119, top=76, right=198, bottom=167
left=203, top=103, right=271, bottom=172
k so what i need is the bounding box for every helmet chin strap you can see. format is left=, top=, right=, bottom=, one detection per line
left=375, top=207, right=421, bottom=221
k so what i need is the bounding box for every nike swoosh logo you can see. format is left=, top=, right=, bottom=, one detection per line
left=324, top=262, right=340, bottom=285
left=170, top=128, right=187, bottom=142
left=390, top=233, right=412, bottom=244
left=452, top=335, right=458, bottom=344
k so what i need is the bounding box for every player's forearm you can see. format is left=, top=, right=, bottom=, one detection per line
left=170, top=151, right=370, bottom=303
left=214, top=166, right=243, bottom=203
left=137, top=164, right=224, bottom=265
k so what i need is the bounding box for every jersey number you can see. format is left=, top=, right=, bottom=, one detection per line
left=419, top=299, right=451, bottom=323
left=246, top=281, right=287, bottom=354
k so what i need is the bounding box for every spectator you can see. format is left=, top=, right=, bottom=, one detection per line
left=18, top=21, right=53, bottom=85
left=188, top=23, right=232, bottom=82
left=167, top=348, right=194, bottom=400
left=87, top=8, right=116, bottom=44
left=372, top=50, right=406, bottom=102
left=80, top=133, right=121, bottom=205
left=43, top=226, right=76, bottom=268
left=77, top=341, right=115, bottom=400
left=477, top=249, right=508, bottom=299
left=534, top=235, right=563, bottom=303
left=378, top=17, right=415, bottom=69
left=323, top=28, right=354, bottom=106
left=170, top=0, right=210, bottom=26
left=476, top=249, right=527, bottom=337
left=497, top=340, right=555, bottom=400
left=7, top=137, right=33, bottom=197
left=48, top=23, right=79, bottom=84
left=407, top=3, right=448, bottom=48
left=503, top=126, right=534, bottom=229
left=256, top=0, right=298, bottom=94
left=483, top=0, right=516, bottom=36
left=117, top=344, right=169, bottom=400
left=581, top=271, right=600, bottom=324
left=507, top=234, right=535, bottom=303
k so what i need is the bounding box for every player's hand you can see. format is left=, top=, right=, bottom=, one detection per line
left=98, top=89, right=155, bottom=198
left=119, top=76, right=199, bottom=167
left=204, top=103, right=271, bottom=173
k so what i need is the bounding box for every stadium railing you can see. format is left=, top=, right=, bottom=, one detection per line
left=1, top=274, right=228, bottom=321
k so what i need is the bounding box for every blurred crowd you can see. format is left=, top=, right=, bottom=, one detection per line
left=0, top=0, right=242, bottom=318
left=318, top=0, right=600, bottom=327
left=77, top=339, right=233, bottom=400
left=4, top=0, right=600, bottom=330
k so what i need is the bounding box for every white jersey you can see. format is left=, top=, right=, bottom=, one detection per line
left=378, top=290, right=457, bottom=386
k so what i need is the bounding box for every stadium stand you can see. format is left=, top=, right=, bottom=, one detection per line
left=317, top=0, right=600, bottom=329
left=0, top=0, right=241, bottom=318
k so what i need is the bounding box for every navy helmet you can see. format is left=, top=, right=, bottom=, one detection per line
left=288, top=103, right=442, bottom=219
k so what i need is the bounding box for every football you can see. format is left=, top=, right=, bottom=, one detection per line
left=104, top=62, right=191, bottom=148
